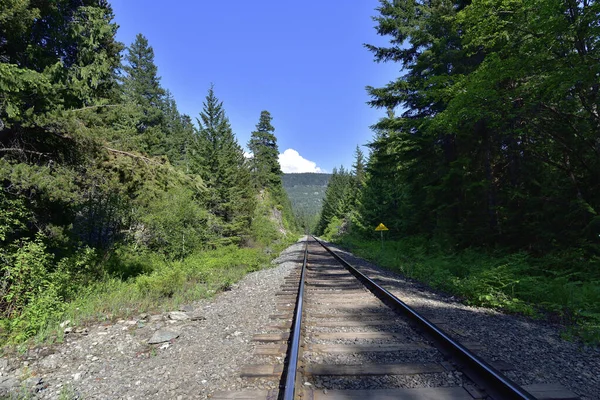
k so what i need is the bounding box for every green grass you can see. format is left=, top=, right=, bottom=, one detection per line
left=334, top=234, right=600, bottom=344
left=2, top=235, right=299, bottom=350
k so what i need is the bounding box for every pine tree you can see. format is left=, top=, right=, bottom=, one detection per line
left=352, top=146, right=366, bottom=184
left=190, top=86, right=255, bottom=242
left=121, top=33, right=166, bottom=156
left=0, top=0, right=129, bottom=250
left=248, top=111, right=282, bottom=190
left=161, top=90, right=195, bottom=167
left=362, top=0, right=600, bottom=250
left=316, top=167, right=354, bottom=236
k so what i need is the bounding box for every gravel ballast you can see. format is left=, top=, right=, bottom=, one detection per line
left=320, top=239, right=600, bottom=400
left=2, top=237, right=597, bottom=399
left=0, top=240, right=306, bottom=399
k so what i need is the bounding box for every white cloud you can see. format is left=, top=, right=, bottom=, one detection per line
left=278, top=149, right=324, bottom=173
left=243, top=151, right=253, bottom=159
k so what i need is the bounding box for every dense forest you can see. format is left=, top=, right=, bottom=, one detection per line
left=317, top=0, right=600, bottom=341
left=0, top=1, right=297, bottom=344
left=282, top=173, right=331, bottom=231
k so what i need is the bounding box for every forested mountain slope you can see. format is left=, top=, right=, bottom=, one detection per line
left=282, top=173, right=331, bottom=231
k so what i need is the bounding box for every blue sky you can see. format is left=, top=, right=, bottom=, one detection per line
left=110, top=0, right=398, bottom=173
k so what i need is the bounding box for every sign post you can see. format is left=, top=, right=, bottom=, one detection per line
left=374, top=223, right=389, bottom=251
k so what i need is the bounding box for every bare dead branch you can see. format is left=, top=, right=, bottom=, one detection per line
left=104, top=147, right=158, bottom=165
left=67, top=104, right=123, bottom=112
left=0, top=147, right=48, bottom=156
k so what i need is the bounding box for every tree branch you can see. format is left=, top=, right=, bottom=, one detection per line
left=67, top=104, right=123, bottom=112
left=104, top=147, right=158, bottom=165
left=0, top=147, right=48, bottom=156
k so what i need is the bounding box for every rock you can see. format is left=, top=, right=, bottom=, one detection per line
left=63, top=327, right=73, bottom=334
left=148, top=329, right=179, bottom=344
left=0, top=358, right=8, bottom=370
left=168, top=311, right=190, bottom=321
left=59, top=320, right=70, bottom=328
left=138, top=313, right=149, bottom=321
left=24, top=376, right=42, bottom=390
left=0, top=376, right=19, bottom=390
left=149, top=314, right=163, bottom=322
left=179, top=304, right=194, bottom=312
left=188, top=312, right=205, bottom=321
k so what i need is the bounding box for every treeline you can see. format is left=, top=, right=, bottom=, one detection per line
left=317, top=0, right=599, bottom=340
left=320, top=0, right=599, bottom=254
left=315, top=148, right=365, bottom=236
left=282, top=173, right=331, bottom=188
left=0, top=1, right=296, bottom=342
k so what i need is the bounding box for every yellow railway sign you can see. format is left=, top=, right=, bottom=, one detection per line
left=375, top=223, right=389, bottom=231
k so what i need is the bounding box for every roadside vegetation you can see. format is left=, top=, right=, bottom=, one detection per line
left=333, top=234, right=600, bottom=343
left=315, top=0, right=600, bottom=343
left=0, top=1, right=298, bottom=347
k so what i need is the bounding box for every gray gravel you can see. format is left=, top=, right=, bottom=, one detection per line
left=301, top=242, right=458, bottom=391
left=0, top=240, right=306, bottom=399
left=309, top=372, right=465, bottom=390
left=320, top=239, right=600, bottom=399
left=304, top=349, right=444, bottom=365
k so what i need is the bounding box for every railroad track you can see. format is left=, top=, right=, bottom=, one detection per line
left=215, top=237, right=579, bottom=400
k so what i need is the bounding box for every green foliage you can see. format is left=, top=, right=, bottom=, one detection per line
left=190, top=86, right=255, bottom=244
left=0, top=233, right=98, bottom=343
left=363, top=0, right=600, bottom=251
left=336, top=234, right=600, bottom=342
left=120, top=33, right=168, bottom=156
left=344, top=0, right=600, bottom=342
left=322, top=216, right=344, bottom=241
left=316, top=160, right=363, bottom=235
left=248, top=111, right=282, bottom=190
left=250, top=187, right=299, bottom=247
left=135, top=185, right=211, bottom=260
left=0, top=1, right=297, bottom=347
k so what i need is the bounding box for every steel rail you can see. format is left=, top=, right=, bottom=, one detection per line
left=281, top=240, right=308, bottom=400
left=313, top=236, right=537, bottom=400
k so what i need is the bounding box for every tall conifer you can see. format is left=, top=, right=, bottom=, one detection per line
left=248, top=111, right=282, bottom=190
left=191, top=87, right=254, bottom=242
left=121, top=33, right=166, bottom=155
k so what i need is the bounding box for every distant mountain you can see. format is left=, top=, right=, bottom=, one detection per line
left=282, top=173, right=332, bottom=227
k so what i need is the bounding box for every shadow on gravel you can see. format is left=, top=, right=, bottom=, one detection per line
left=311, top=240, right=599, bottom=400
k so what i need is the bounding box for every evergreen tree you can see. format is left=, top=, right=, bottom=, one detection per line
left=0, top=0, right=124, bottom=246
left=362, top=0, right=600, bottom=251
left=358, top=118, right=410, bottom=235
left=316, top=167, right=354, bottom=236
left=352, top=146, right=366, bottom=189
left=190, top=86, right=255, bottom=242
left=248, top=111, right=282, bottom=189
left=162, top=90, right=195, bottom=167
left=121, top=33, right=166, bottom=155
